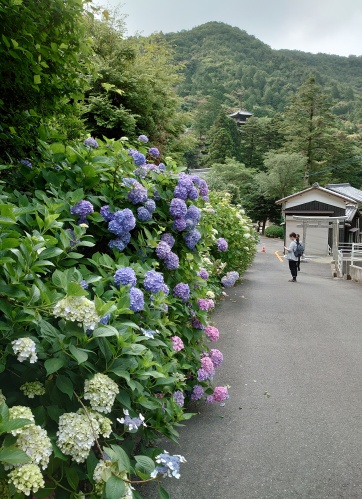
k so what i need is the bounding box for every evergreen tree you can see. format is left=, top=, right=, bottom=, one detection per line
left=207, top=111, right=240, bottom=165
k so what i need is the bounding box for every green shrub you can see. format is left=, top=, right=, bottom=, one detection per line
left=265, top=225, right=284, bottom=238
left=0, top=136, right=255, bottom=497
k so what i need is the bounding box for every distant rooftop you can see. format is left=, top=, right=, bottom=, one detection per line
left=325, top=183, right=362, bottom=204
left=229, top=109, right=253, bottom=118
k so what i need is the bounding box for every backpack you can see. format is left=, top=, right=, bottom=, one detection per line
left=294, top=241, right=304, bottom=258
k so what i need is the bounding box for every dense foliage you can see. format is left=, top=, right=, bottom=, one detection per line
left=265, top=225, right=284, bottom=239
left=0, top=135, right=256, bottom=498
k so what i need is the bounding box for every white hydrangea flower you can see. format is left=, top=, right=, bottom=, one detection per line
left=16, top=425, right=52, bottom=470
left=87, top=410, right=112, bottom=438
left=84, top=373, right=119, bottom=414
left=53, top=296, right=100, bottom=331
left=8, top=463, right=44, bottom=496
left=20, top=381, right=45, bottom=399
left=11, top=338, right=37, bottom=363
left=8, top=406, right=35, bottom=436
left=206, top=290, right=215, bottom=299
left=56, top=411, right=99, bottom=463
left=202, top=257, right=212, bottom=266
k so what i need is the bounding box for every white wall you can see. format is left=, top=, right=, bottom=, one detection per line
left=285, top=216, right=329, bottom=255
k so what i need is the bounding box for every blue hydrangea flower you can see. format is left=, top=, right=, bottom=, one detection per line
left=137, top=207, right=153, bottom=221
left=188, top=186, right=199, bottom=200
left=140, top=328, right=156, bottom=338
left=153, top=188, right=161, bottom=200
left=159, top=163, right=166, bottom=171
left=132, top=152, right=146, bottom=166
left=144, top=270, right=164, bottom=293
left=70, top=200, right=94, bottom=218
left=100, top=205, right=114, bottom=222
left=108, top=232, right=131, bottom=251
left=164, top=252, right=179, bottom=270
left=161, top=284, right=169, bottom=295
left=129, top=287, right=144, bottom=312
left=191, top=385, right=204, bottom=401
left=80, top=280, right=88, bottom=289
left=199, top=179, right=209, bottom=196
left=173, top=390, right=184, bottom=407
left=184, top=229, right=201, bottom=250
left=170, top=198, right=187, bottom=218
left=128, top=183, right=148, bottom=205
left=144, top=199, right=156, bottom=213
left=148, top=147, right=160, bottom=158
left=138, top=134, right=149, bottom=143
left=114, top=267, right=137, bottom=287
left=84, top=137, right=99, bottom=148
left=122, top=177, right=137, bottom=187
left=174, top=185, right=188, bottom=200
left=173, top=282, right=190, bottom=302
left=161, top=233, right=175, bottom=248
left=99, top=314, right=110, bottom=325
left=20, top=159, right=32, bottom=168
left=108, top=209, right=136, bottom=235
left=151, top=452, right=186, bottom=479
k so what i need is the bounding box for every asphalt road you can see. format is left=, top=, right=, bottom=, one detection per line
left=140, top=237, right=362, bottom=499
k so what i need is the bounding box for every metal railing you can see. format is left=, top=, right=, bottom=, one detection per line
left=337, top=243, right=362, bottom=276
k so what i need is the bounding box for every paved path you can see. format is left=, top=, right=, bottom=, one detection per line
left=141, top=238, right=362, bottom=499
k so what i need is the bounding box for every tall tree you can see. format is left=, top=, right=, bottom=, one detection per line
left=280, top=78, right=338, bottom=182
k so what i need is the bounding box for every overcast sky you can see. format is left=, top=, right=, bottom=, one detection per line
left=98, top=0, right=362, bottom=57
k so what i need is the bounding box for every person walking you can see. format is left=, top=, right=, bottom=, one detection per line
left=284, top=232, right=298, bottom=282
left=296, top=233, right=302, bottom=271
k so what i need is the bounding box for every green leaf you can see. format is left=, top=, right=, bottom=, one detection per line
left=122, top=344, right=147, bottom=356
left=65, top=467, right=79, bottom=491
left=109, top=368, right=130, bottom=382
left=92, top=326, right=119, bottom=338
left=45, top=357, right=65, bottom=375
left=69, top=345, right=88, bottom=364
left=158, top=485, right=170, bottom=499
left=34, top=74, right=41, bottom=84
left=67, top=282, right=87, bottom=296
left=105, top=475, right=126, bottom=499
left=39, top=247, right=63, bottom=259
left=0, top=419, right=32, bottom=434
left=0, top=447, right=31, bottom=466
left=56, top=375, right=74, bottom=399
left=135, top=455, right=155, bottom=475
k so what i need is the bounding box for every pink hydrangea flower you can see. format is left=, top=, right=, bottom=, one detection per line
left=201, top=356, right=215, bottom=374
left=213, top=386, right=229, bottom=402
left=197, top=298, right=215, bottom=310
left=171, top=336, right=184, bottom=352
left=204, top=325, right=219, bottom=342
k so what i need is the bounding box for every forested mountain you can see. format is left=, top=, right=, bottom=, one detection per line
left=162, top=22, right=362, bottom=122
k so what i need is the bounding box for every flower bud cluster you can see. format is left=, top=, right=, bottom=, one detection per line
left=11, top=338, right=37, bottom=363
left=20, top=381, right=45, bottom=398
left=53, top=296, right=100, bottom=331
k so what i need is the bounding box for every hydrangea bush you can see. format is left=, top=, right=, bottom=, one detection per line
left=0, top=136, right=256, bottom=498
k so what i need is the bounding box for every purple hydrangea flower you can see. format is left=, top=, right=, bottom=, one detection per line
left=197, top=268, right=209, bottom=280
left=173, top=390, right=184, bottom=407
left=191, top=175, right=201, bottom=186
left=137, top=207, right=152, bottom=221
left=129, top=287, right=144, bottom=312
left=144, top=199, right=156, bottom=213
left=161, top=284, right=169, bottom=295
left=191, top=385, right=204, bottom=401
left=156, top=241, right=171, bottom=259
left=174, top=185, right=188, bottom=200
left=186, top=205, right=201, bottom=225
left=161, top=233, right=175, bottom=248
left=171, top=336, right=184, bottom=352
left=201, top=356, right=215, bottom=375
left=188, top=187, right=199, bottom=200
left=170, top=198, right=187, bottom=218
left=199, top=179, right=209, bottom=196
left=173, top=283, right=190, bottom=302
left=20, top=159, right=32, bottom=168
left=100, top=205, right=114, bottom=222
left=213, top=386, right=229, bottom=402
left=108, top=209, right=136, bottom=235
left=122, top=177, right=137, bottom=187
left=197, top=368, right=211, bottom=381
left=70, top=200, right=94, bottom=218
left=128, top=182, right=148, bottom=205
left=144, top=270, right=164, bottom=293
left=153, top=188, right=161, bottom=200
left=204, top=325, right=219, bottom=342
left=221, top=271, right=239, bottom=287
left=80, top=280, right=88, bottom=289
left=164, top=251, right=179, bottom=270
left=217, top=238, right=228, bottom=252
left=173, top=218, right=187, bottom=232
left=148, top=147, right=160, bottom=158
left=209, top=349, right=223, bottom=368
left=132, top=152, right=146, bottom=166
left=138, top=134, right=149, bottom=143
left=114, top=267, right=137, bottom=287
left=197, top=298, right=215, bottom=311
left=159, top=163, right=166, bottom=171
left=191, top=318, right=204, bottom=330
left=84, top=137, right=99, bottom=148
left=108, top=232, right=131, bottom=251
left=184, top=229, right=201, bottom=250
